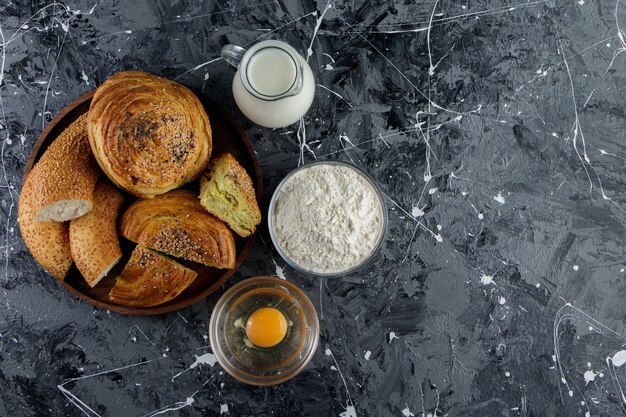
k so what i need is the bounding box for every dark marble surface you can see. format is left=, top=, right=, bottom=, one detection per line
left=1, top=0, right=626, bottom=416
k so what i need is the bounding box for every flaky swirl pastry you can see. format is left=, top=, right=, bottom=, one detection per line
left=120, top=190, right=236, bottom=269
left=109, top=245, right=198, bottom=307
left=87, top=71, right=212, bottom=198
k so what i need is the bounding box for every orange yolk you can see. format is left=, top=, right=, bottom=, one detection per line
left=245, top=307, right=288, bottom=348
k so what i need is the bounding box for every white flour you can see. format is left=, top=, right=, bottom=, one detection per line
left=272, top=164, right=384, bottom=274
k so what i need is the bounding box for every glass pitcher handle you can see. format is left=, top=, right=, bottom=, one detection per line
left=221, top=44, right=247, bottom=68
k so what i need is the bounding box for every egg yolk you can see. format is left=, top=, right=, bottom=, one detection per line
left=245, top=307, right=288, bottom=348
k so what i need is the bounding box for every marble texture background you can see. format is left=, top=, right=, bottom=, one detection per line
left=1, top=0, right=626, bottom=416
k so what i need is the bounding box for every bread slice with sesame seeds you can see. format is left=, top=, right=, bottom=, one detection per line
left=28, top=113, right=100, bottom=222
left=70, top=180, right=125, bottom=287
left=109, top=245, right=198, bottom=307
left=120, top=190, right=236, bottom=269
left=19, top=113, right=101, bottom=280
left=199, top=153, right=261, bottom=238
left=18, top=179, right=72, bottom=281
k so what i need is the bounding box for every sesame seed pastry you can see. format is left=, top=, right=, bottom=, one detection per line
left=69, top=180, right=125, bottom=287
left=109, top=245, right=198, bottom=307
left=18, top=113, right=100, bottom=280
left=25, top=113, right=100, bottom=222
left=119, top=190, right=236, bottom=269
left=87, top=71, right=212, bottom=198
left=18, top=195, right=71, bottom=281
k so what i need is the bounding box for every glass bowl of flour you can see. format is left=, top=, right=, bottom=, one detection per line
left=268, top=160, right=387, bottom=277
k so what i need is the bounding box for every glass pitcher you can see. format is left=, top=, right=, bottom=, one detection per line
left=221, top=40, right=315, bottom=128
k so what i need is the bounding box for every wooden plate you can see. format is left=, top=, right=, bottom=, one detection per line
left=23, top=89, right=262, bottom=315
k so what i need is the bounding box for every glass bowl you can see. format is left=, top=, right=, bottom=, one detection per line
left=209, top=276, right=319, bottom=386
left=268, top=160, right=388, bottom=278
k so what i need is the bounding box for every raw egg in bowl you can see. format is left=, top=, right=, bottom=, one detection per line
left=209, top=276, right=319, bottom=385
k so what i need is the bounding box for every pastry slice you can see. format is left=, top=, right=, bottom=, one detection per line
left=120, top=190, right=236, bottom=268
left=28, top=114, right=100, bottom=221
left=70, top=181, right=125, bottom=287
left=199, top=153, right=261, bottom=237
left=18, top=177, right=72, bottom=280
left=109, top=245, right=198, bottom=307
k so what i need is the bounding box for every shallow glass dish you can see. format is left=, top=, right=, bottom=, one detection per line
left=268, top=160, right=388, bottom=278
left=209, top=276, right=319, bottom=386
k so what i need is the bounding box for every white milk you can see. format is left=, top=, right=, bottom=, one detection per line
left=232, top=42, right=315, bottom=128
left=247, top=48, right=297, bottom=97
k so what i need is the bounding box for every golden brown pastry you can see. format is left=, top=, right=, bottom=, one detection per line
left=18, top=184, right=72, bottom=280
left=69, top=180, right=125, bottom=287
left=199, top=153, right=261, bottom=237
left=87, top=71, right=212, bottom=198
left=109, top=245, right=198, bottom=307
left=18, top=114, right=102, bottom=280
left=120, top=190, right=236, bottom=268
left=25, top=114, right=100, bottom=222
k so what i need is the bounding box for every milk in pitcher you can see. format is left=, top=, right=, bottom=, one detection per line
left=224, top=40, right=315, bottom=128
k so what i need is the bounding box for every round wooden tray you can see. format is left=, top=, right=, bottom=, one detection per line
left=23, top=89, right=262, bottom=315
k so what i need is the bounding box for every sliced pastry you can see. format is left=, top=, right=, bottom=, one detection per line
left=199, top=153, right=261, bottom=237
left=120, top=190, right=236, bottom=269
left=18, top=183, right=72, bottom=280
left=70, top=180, right=125, bottom=287
left=26, top=113, right=100, bottom=222
left=109, top=245, right=198, bottom=307
left=18, top=114, right=101, bottom=280
left=87, top=71, right=212, bottom=198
